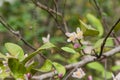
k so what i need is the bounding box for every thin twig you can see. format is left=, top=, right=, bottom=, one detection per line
left=0, top=15, right=46, bottom=59
left=98, top=18, right=120, bottom=58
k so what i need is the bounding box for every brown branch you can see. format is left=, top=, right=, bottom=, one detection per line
left=32, top=0, right=62, bottom=17
left=98, top=18, right=120, bottom=58
left=0, top=15, right=46, bottom=59
left=32, top=45, right=120, bottom=80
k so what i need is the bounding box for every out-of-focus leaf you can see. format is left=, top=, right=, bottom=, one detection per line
left=86, top=13, right=104, bottom=37
left=94, top=37, right=114, bottom=48
left=87, top=62, right=104, bottom=72
left=38, top=42, right=55, bottom=50
left=38, top=59, right=52, bottom=72
left=79, top=20, right=99, bottom=36
left=52, top=62, right=66, bottom=76
left=61, top=47, right=77, bottom=54
left=102, top=71, right=112, bottom=79
left=111, top=65, right=120, bottom=71
left=8, top=58, right=26, bottom=78
left=114, top=22, right=120, bottom=32
left=0, top=52, right=7, bottom=60
left=5, top=43, right=24, bottom=61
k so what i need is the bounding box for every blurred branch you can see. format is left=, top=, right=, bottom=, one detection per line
left=0, top=15, right=46, bottom=59
left=32, top=0, right=62, bottom=17
left=32, top=45, right=120, bottom=80
left=32, top=0, right=68, bottom=33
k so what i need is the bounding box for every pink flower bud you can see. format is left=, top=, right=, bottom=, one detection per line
left=26, top=73, right=32, bottom=79
left=58, top=73, right=63, bottom=78
left=88, top=75, right=93, bottom=80
left=74, top=43, right=80, bottom=48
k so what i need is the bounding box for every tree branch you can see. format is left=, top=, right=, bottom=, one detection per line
left=0, top=15, right=46, bottom=59
left=32, top=45, right=120, bottom=80
left=98, top=18, right=120, bottom=58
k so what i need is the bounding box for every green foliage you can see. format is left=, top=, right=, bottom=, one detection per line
left=61, top=47, right=77, bottom=54
left=79, top=20, right=99, bottom=36
left=38, top=59, right=52, bottom=72
left=87, top=62, right=104, bottom=72
left=52, top=62, right=66, bottom=76
left=22, top=42, right=55, bottom=64
left=8, top=58, right=26, bottom=78
left=38, top=42, right=55, bottom=50
left=5, top=43, right=24, bottom=61
left=86, top=13, right=104, bottom=37
left=111, top=65, right=120, bottom=71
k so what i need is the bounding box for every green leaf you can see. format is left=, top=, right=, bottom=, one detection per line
left=79, top=20, right=99, bottom=36
left=8, top=58, right=26, bottom=78
left=52, top=62, right=66, bottom=76
left=0, top=52, right=7, bottom=60
left=86, top=13, right=104, bottom=37
left=87, top=62, right=104, bottom=72
left=114, top=22, right=120, bottom=32
left=5, top=43, right=24, bottom=61
left=38, top=59, right=52, bottom=72
left=38, top=42, right=55, bottom=50
left=102, top=71, right=112, bottom=79
left=94, top=37, right=114, bottom=48
left=61, top=47, right=76, bottom=54
left=111, top=65, right=120, bottom=71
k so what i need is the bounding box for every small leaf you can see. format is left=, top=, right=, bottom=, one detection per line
left=102, top=71, right=112, bottom=79
left=79, top=20, right=99, bottom=36
left=86, top=13, right=104, bottom=37
left=52, top=62, right=66, bottom=76
left=61, top=47, right=76, bottom=54
left=0, top=52, right=7, bottom=60
left=5, top=43, right=24, bottom=61
left=87, top=62, right=104, bottom=72
left=38, top=42, right=55, bottom=50
left=111, top=65, right=120, bottom=71
left=8, top=58, right=26, bottom=78
left=38, top=59, right=52, bottom=72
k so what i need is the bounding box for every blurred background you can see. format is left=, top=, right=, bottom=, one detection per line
left=0, top=0, right=120, bottom=80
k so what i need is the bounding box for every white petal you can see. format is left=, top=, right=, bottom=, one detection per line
left=47, top=34, right=50, bottom=40
left=76, top=27, right=81, bottom=33
left=65, top=32, right=71, bottom=37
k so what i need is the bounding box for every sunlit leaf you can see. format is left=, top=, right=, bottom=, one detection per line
left=38, top=42, right=55, bottom=50
left=38, top=59, right=52, bottom=72
left=52, top=62, right=66, bottom=76
left=0, top=52, right=7, bottom=60
left=111, top=65, right=120, bottom=71
left=8, top=58, right=26, bottom=78
left=86, top=13, right=104, bottom=37
left=5, top=43, right=24, bottom=61
left=79, top=20, right=99, bottom=36
left=102, top=71, right=112, bottom=79
left=87, top=62, right=104, bottom=72
left=61, top=47, right=77, bottom=54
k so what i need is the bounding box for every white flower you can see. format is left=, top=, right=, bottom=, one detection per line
left=76, top=27, right=83, bottom=39
left=42, top=34, right=50, bottom=43
left=112, top=72, right=120, bottom=80
left=65, top=27, right=83, bottom=43
left=65, top=32, right=77, bottom=43
left=72, top=68, right=85, bottom=79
